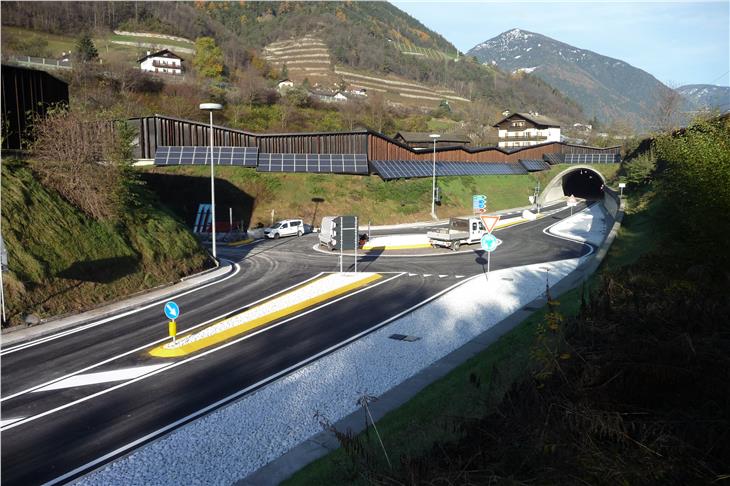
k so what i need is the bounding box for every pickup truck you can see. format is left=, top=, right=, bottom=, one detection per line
left=427, top=217, right=487, bottom=250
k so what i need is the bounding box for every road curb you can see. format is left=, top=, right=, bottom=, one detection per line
left=0, top=258, right=234, bottom=347
left=238, top=197, right=625, bottom=486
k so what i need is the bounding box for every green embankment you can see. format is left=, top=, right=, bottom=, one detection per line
left=142, top=164, right=619, bottom=228
left=1, top=160, right=210, bottom=327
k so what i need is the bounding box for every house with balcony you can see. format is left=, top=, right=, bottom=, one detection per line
left=137, top=49, right=184, bottom=75
left=493, top=112, right=561, bottom=149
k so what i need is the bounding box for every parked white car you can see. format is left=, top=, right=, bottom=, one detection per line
left=264, top=219, right=305, bottom=239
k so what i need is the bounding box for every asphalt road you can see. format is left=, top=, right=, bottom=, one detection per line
left=0, top=203, right=592, bottom=485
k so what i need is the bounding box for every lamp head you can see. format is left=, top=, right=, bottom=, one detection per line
left=199, top=103, right=223, bottom=111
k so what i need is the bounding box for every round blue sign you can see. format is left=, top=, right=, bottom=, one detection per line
left=164, top=301, right=180, bottom=320
left=481, top=234, right=498, bottom=252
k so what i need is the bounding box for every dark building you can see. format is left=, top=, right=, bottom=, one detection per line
left=1, top=64, right=69, bottom=150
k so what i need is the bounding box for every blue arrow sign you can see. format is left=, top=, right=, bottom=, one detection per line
left=164, top=301, right=180, bottom=320
left=472, top=195, right=487, bottom=212
left=481, top=234, right=499, bottom=252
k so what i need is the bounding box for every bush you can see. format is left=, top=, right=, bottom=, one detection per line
left=30, top=109, right=136, bottom=221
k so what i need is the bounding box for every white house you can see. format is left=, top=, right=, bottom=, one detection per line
left=137, top=49, right=184, bottom=75
left=493, top=112, right=561, bottom=149
left=277, top=79, right=294, bottom=92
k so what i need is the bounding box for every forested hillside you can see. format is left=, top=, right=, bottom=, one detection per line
left=1, top=1, right=587, bottom=137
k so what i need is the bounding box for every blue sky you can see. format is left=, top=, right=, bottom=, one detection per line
left=392, top=1, right=730, bottom=87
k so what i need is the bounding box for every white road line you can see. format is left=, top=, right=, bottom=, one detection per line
left=0, top=417, right=26, bottom=428
left=32, top=365, right=170, bottom=393
left=40, top=271, right=472, bottom=486
left=0, top=260, right=241, bottom=356
left=1, top=273, right=326, bottom=403
left=2, top=273, right=405, bottom=431
left=542, top=204, right=597, bottom=259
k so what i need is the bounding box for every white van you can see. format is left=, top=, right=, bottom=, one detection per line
left=264, top=219, right=305, bottom=239
left=319, top=216, right=337, bottom=249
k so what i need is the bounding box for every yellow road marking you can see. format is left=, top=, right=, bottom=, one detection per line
left=227, top=238, right=253, bottom=247
left=149, top=273, right=382, bottom=358
left=362, top=243, right=432, bottom=250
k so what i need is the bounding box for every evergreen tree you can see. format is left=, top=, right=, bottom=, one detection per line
left=75, top=34, right=98, bottom=63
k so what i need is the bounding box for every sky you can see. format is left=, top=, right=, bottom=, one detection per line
left=392, top=1, right=730, bottom=87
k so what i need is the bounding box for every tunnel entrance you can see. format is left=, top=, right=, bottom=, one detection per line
left=562, top=168, right=604, bottom=200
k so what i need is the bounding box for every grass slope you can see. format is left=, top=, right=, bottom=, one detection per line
left=142, top=164, right=619, bottom=228
left=1, top=160, right=210, bottom=327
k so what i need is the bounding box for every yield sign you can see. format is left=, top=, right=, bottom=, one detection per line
left=480, top=215, right=500, bottom=234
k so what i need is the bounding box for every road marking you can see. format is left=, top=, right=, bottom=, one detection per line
left=1, top=273, right=326, bottom=403
left=438, top=274, right=448, bottom=278
left=0, top=417, right=26, bottom=428
left=408, top=273, right=418, bottom=276
left=149, top=273, right=383, bottom=357
left=31, top=365, right=169, bottom=393
left=1, top=273, right=405, bottom=431
left=0, top=260, right=241, bottom=356
left=37, top=271, right=473, bottom=486
left=455, top=275, right=465, bottom=278
left=422, top=274, right=432, bottom=277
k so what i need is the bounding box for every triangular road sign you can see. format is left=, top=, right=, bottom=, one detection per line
left=480, top=215, right=500, bottom=233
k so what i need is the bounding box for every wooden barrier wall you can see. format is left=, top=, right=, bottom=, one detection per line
left=130, top=115, right=621, bottom=163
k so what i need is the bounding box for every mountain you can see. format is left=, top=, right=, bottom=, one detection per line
left=677, top=84, right=730, bottom=112
left=467, top=28, right=677, bottom=130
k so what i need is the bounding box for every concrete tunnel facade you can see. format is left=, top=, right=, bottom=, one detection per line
left=539, top=166, right=608, bottom=206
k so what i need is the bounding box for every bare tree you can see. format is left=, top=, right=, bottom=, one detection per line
left=235, top=66, right=269, bottom=108
left=653, top=84, right=684, bottom=133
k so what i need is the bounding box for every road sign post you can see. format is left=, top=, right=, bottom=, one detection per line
left=164, top=301, right=180, bottom=342
left=472, top=194, right=487, bottom=214
left=567, top=194, right=578, bottom=216
left=480, top=233, right=499, bottom=281
left=334, top=216, right=358, bottom=273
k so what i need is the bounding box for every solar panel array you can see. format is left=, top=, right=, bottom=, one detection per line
left=256, top=153, right=368, bottom=174
left=564, top=153, right=620, bottom=164
left=371, top=160, right=528, bottom=180
left=154, top=146, right=258, bottom=166
left=542, top=153, right=565, bottom=165
left=519, top=159, right=552, bottom=172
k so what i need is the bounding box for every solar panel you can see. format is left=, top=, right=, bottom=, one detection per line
left=519, top=159, right=552, bottom=172
left=371, top=160, right=528, bottom=180
left=256, top=153, right=368, bottom=174
left=564, top=153, right=620, bottom=164
left=542, top=153, right=565, bottom=165
left=154, top=146, right=258, bottom=166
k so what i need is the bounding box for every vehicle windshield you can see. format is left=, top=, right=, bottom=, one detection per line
left=271, top=222, right=282, bottom=229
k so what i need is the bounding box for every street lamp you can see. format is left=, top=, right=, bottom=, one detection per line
left=429, top=133, right=440, bottom=219
left=200, top=102, right=223, bottom=259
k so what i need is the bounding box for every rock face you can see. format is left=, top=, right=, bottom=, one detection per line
left=467, top=28, right=678, bottom=130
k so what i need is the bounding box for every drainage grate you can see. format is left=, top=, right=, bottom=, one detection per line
left=389, top=334, right=421, bottom=342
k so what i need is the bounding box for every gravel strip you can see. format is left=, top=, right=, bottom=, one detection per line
left=75, top=207, right=605, bottom=486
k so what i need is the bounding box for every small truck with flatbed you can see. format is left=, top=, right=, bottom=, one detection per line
left=427, top=217, right=488, bottom=251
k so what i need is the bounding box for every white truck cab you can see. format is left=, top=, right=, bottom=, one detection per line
left=427, top=217, right=487, bottom=250
left=264, top=219, right=304, bottom=239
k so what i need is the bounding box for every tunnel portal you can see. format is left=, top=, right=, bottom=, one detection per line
left=561, top=168, right=605, bottom=200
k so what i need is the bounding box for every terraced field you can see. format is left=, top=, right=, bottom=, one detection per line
left=262, top=36, right=470, bottom=108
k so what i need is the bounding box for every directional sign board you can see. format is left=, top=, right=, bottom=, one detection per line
left=472, top=194, right=487, bottom=214
left=164, top=301, right=180, bottom=320
left=479, top=214, right=500, bottom=234
left=618, top=183, right=626, bottom=189
left=333, top=216, right=358, bottom=251
left=480, top=233, right=499, bottom=252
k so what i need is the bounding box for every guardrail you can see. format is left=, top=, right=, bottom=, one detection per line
left=9, top=56, right=72, bottom=70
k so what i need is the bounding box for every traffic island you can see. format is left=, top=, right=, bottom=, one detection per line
left=149, top=273, right=382, bottom=358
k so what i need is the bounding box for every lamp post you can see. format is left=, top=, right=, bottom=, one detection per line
left=200, top=102, right=223, bottom=259
left=429, top=133, right=440, bottom=220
